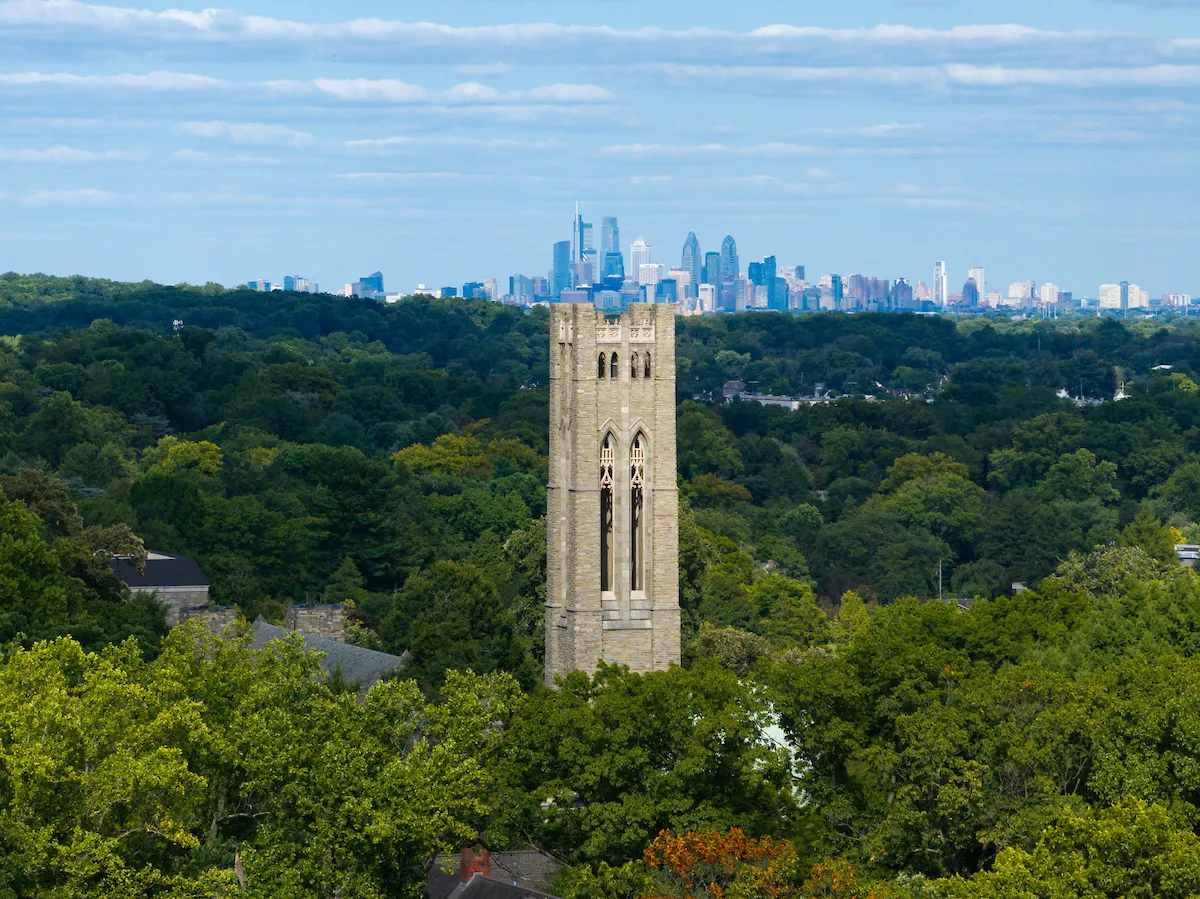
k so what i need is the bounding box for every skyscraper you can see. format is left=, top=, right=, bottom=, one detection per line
left=576, top=213, right=594, bottom=262
left=1120, top=280, right=1130, bottom=312
left=933, top=262, right=948, bottom=307
left=552, top=240, right=571, bottom=297
left=967, top=266, right=985, bottom=298
left=601, top=217, right=620, bottom=255
left=703, top=252, right=721, bottom=285
left=630, top=237, right=651, bottom=277
left=681, top=232, right=701, bottom=299
left=720, top=236, right=739, bottom=284
left=962, top=278, right=980, bottom=307
left=602, top=252, right=625, bottom=282
left=830, top=274, right=844, bottom=309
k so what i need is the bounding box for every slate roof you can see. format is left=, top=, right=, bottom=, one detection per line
left=428, top=871, right=560, bottom=899
left=429, top=852, right=563, bottom=899
left=112, top=553, right=209, bottom=589
left=251, top=617, right=408, bottom=690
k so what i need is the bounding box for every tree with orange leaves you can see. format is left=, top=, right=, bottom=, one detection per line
left=641, top=830, right=895, bottom=899
left=642, top=828, right=800, bottom=899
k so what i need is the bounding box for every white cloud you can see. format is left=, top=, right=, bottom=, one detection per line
left=336, top=172, right=480, bottom=182
left=312, top=78, right=613, bottom=105
left=312, top=78, right=427, bottom=102
left=0, top=144, right=131, bottom=162
left=0, top=70, right=226, bottom=90
left=172, top=149, right=283, bottom=164
left=647, top=62, right=1200, bottom=92
left=22, top=187, right=116, bottom=205
left=601, top=142, right=958, bottom=159
left=527, top=83, right=614, bottom=102
left=1, top=2, right=1173, bottom=68
left=344, top=135, right=565, bottom=152
left=174, top=120, right=314, bottom=148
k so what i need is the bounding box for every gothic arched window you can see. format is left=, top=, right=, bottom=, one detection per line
left=644, top=353, right=652, bottom=379
left=631, top=352, right=640, bottom=379
left=630, top=433, right=647, bottom=592
left=598, top=352, right=607, bottom=379
left=600, top=434, right=615, bottom=593
left=610, top=353, right=619, bottom=379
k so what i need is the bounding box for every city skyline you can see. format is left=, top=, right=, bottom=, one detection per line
left=4, top=0, right=1200, bottom=294
left=241, top=206, right=1192, bottom=309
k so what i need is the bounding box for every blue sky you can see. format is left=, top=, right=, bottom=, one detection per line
left=2, top=0, right=1200, bottom=297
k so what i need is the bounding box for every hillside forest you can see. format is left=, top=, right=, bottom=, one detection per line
left=5, top=271, right=1200, bottom=897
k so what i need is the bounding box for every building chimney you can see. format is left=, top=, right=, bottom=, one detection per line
left=459, top=848, right=491, bottom=884
left=285, top=604, right=345, bottom=642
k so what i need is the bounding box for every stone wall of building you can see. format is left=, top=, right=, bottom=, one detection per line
left=178, top=605, right=239, bottom=636
left=286, top=604, right=346, bottom=642
left=154, top=587, right=212, bottom=627
left=545, top=303, right=680, bottom=684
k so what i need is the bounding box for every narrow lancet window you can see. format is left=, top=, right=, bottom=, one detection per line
left=610, top=353, right=619, bottom=379
left=598, top=353, right=607, bottom=378
left=631, top=352, right=640, bottom=379
left=600, top=435, right=615, bottom=593
left=644, top=353, right=651, bottom=378
left=630, top=434, right=646, bottom=592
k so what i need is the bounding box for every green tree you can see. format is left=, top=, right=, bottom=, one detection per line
left=831, top=591, right=870, bottom=645
left=1117, top=507, right=1179, bottom=566
left=383, top=560, right=538, bottom=691
left=940, top=800, right=1200, bottom=899
left=496, top=663, right=797, bottom=864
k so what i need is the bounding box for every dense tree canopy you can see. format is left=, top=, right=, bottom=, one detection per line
left=5, top=273, right=1200, bottom=896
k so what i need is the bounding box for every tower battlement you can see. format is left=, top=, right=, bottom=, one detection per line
left=545, top=303, right=681, bottom=683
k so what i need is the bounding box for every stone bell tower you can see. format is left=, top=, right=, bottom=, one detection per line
left=545, top=302, right=681, bottom=684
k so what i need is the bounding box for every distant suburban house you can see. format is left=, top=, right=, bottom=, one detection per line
left=111, top=551, right=210, bottom=625
left=428, top=849, right=562, bottom=899
left=251, top=617, right=408, bottom=698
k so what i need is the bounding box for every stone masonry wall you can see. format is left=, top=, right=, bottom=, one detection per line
left=286, top=604, right=346, bottom=642
left=545, top=303, right=680, bottom=684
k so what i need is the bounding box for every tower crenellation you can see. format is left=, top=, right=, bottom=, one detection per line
left=545, top=303, right=681, bottom=683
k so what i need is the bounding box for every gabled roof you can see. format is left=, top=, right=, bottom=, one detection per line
left=428, top=871, right=560, bottom=899
left=112, top=552, right=209, bottom=589
left=251, top=617, right=408, bottom=689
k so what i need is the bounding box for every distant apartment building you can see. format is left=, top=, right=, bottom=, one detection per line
left=1007, top=281, right=1034, bottom=305
left=1040, top=283, right=1060, bottom=305
left=637, top=262, right=662, bottom=287
left=347, top=271, right=384, bottom=299
left=1099, top=284, right=1122, bottom=309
